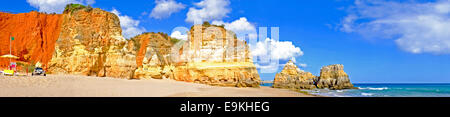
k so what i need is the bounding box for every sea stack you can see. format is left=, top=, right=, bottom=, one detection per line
left=316, top=64, right=357, bottom=90
left=273, top=60, right=317, bottom=89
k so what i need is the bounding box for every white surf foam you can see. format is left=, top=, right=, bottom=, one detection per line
left=359, top=87, right=389, bottom=90
left=361, top=93, right=374, bottom=96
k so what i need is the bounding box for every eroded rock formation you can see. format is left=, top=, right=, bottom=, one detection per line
left=172, top=24, right=261, bottom=87
left=273, top=60, right=317, bottom=89
left=47, top=4, right=136, bottom=78
left=0, top=11, right=62, bottom=69
left=316, top=64, right=356, bottom=90
left=131, top=32, right=175, bottom=79
left=273, top=62, right=356, bottom=90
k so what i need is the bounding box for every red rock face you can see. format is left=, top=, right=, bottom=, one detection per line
left=135, top=35, right=151, bottom=66
left=0, top=12, right=62, bottom=69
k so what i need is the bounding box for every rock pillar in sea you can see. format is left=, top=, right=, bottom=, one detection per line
left=316, top=64, right=357, bottom=90
left=273, top=60, right=317, bottom=89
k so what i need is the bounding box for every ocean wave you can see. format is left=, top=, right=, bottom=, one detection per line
left=359, top=87, right=389, bottom=90
left=325, top=92, right=347, bottom=97
left=361, top=93, right=374, bottom=96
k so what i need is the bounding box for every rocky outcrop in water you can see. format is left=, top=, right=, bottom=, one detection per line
left=316, top=64, right=356, bottom=90
left=273, top=60, right=317, bottom=89
left=273, top=62, right=356, bottom=90
left=47, top=4, right=136, bottom=78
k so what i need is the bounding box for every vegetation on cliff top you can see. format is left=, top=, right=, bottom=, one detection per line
left=202, top=21, right=225, bottom=28
left=190, top=21, right=239, bottom=39
left=63, top=4, right=93, bottom=14
left=128, top=32, right=181, bottom=51
left=170, top=38, right=181, bottom=44
left=190, top=21, right=225, bottom=30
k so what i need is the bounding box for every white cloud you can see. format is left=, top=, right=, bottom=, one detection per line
left=150, top=0, right=185, bottom=19
left=85, top=0, right=95, bottom=5
left=290, top=57, right=307, bottom=68
left=290, top=57, right=297, bottom=63
left=255, top=62, right=282, bottom=72
left=186, top=0, right=231, bottom=24
left=298, top=63, right=307, bottom=68
left=250, top=38, right=303, bottom=73
left=251, top=38, right=304, bottom=60
left=170, top=31, right=188, bottom=40
left=340, top=0, right=450, bottom=54
left=212, top=17, right=258, bottom=39
left=111, top=9, right=146, bottom=38
left=27, top=0, right=95, bottom=13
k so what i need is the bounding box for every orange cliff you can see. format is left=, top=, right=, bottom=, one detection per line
left=0, top=11, right=62, bottom=69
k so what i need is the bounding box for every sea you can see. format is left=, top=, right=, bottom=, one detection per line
left=260, top=83, right=450, bottom=97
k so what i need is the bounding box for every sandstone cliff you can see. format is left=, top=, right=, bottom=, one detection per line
left=316, top=64, right=356, bottom=90
left=1, top=5, right=260, bottom=88
left=47, top=4, right=136, bottom=78
left=273, top=60, right=317, bottom=89
left=126, top=24, right=260, bottom=87
left=172, top=24, right=260, bottom=87
left=131, top=32, right=175, bottom=79
left=0, top=11, right=62, bottom=69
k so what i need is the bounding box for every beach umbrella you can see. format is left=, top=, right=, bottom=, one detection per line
left=0, top=54, right=19, bottom=59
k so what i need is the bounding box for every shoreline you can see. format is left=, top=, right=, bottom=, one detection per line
left=0, top=74, right=318, bottom=97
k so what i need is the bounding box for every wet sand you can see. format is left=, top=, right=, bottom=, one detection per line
left=0, top=74, right=315, bottom=97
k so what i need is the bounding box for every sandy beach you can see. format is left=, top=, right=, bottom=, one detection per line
left=0, top=75, right=315, bottom=97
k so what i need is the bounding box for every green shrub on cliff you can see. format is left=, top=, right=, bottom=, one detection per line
left=170, top=38, right=181, bottom=44
left=190, top=21, right=225, bottom=30
left=129, top=36, right=142, bottom=52
left=157, top=32, right=169, bottom=39
left=63, top=4, right=87, bottom=14
left=203, top=21, right=211, bottom=27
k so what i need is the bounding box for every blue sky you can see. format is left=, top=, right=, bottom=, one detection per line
left=2, top=0, right=450, bottom=83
